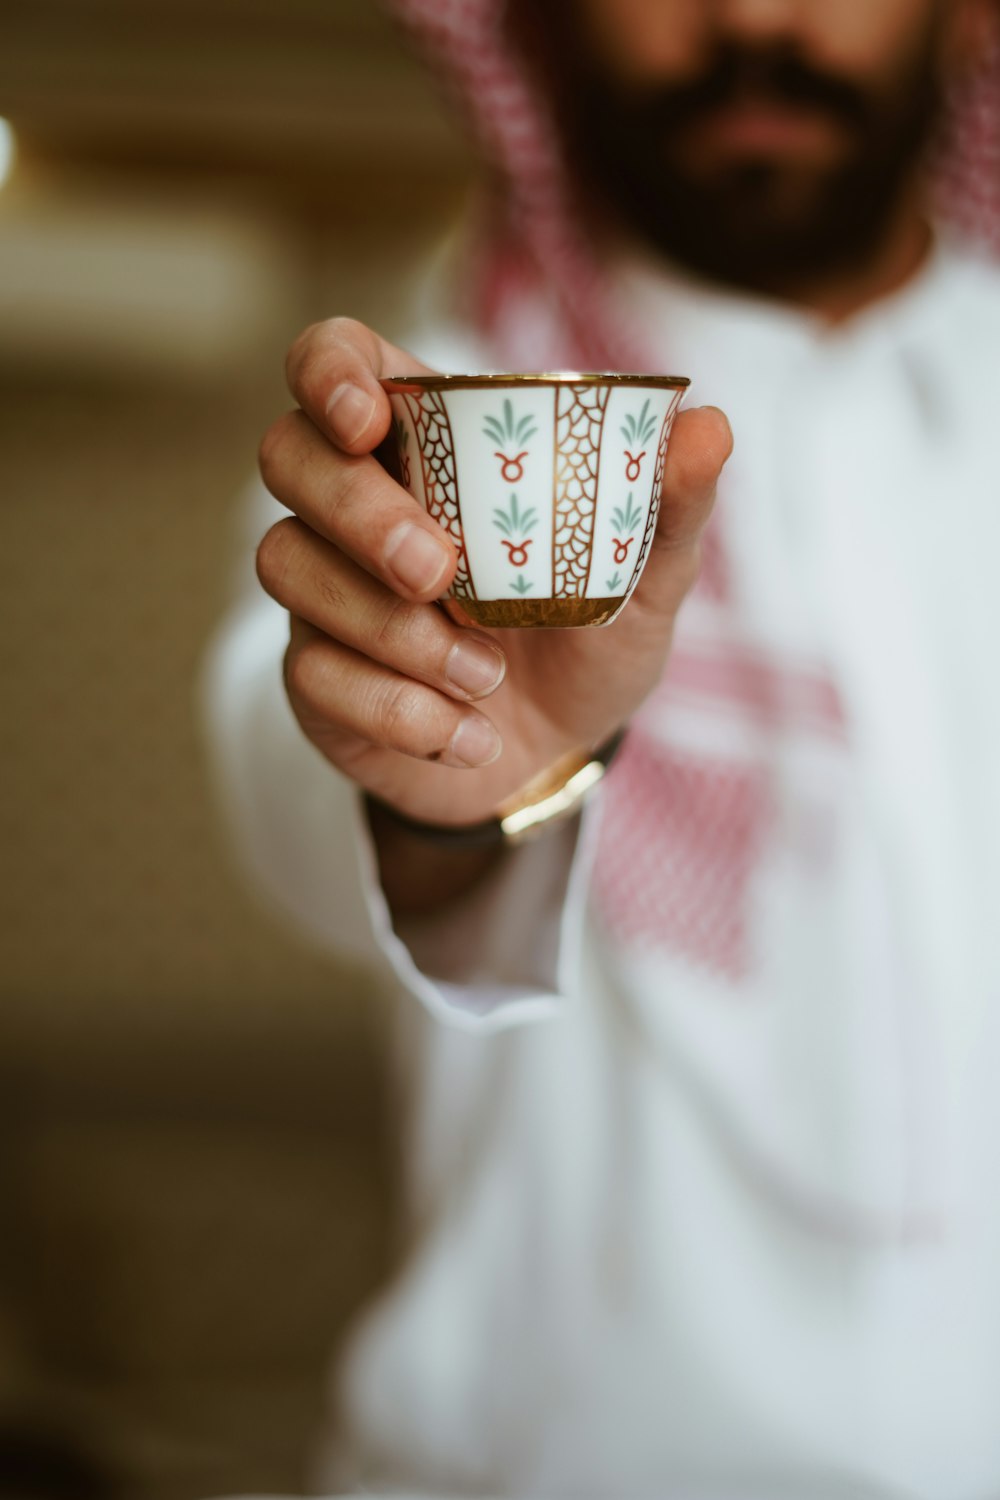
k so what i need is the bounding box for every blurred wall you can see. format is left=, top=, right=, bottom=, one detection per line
left=0, top=4, right=473, bottom=1496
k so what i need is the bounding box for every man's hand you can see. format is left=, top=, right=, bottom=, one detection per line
left=257, top=317, right=732, bottom=836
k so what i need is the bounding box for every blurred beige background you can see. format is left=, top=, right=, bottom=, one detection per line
left=0, top=3, right=473, bottom=1495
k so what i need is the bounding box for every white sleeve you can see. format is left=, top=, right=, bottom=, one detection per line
left=199, top=486, right=597, bottom=1033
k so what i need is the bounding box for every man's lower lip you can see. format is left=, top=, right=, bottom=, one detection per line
left=680, top=104, right=842, bottom=156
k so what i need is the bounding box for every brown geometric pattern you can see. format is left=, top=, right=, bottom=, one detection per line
left=553, top=382, right=610, bottom=598
left=402, top=390, right=476, bottom=599
left=624, top=392, right=682, bottom=600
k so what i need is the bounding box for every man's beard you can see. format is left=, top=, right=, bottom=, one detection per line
left=553, top=30, right=944, bottom=294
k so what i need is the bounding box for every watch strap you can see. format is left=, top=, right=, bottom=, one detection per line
left=367, top=728, right=626, bottom=848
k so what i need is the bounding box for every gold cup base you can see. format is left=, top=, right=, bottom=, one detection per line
left=445, top=596, right=624, bottom=629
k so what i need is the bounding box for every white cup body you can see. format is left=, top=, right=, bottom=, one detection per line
left=386, top=375, right=687, bottom=627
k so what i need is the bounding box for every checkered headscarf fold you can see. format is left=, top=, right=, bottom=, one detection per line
left=387, top=0, right=1000, bottom=370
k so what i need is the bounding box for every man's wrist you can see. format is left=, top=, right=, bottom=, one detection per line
left=365, top=798, right=503, bottom=919
left=366, top=727, right=627, bottom=850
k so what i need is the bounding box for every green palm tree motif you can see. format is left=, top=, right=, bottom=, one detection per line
left=606, top=571, right=623, bottom=591
left=609, top=490, right=644, bottom=567
left=621, top=399, right=659, bottom=480
left=484, top=398, right=538, bottom=481
left=511, top=574, right=533, bottom=595
left=494, top=492, right=538, bottom=581
left=493, top=491, right=537, bottom=541
left=620, top=399, right=658, bottom=449
left=611, top=492, right=644, bottom=536
left=484, top=398, right=538, bottom=448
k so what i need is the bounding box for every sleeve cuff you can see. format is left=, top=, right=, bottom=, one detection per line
left=353, top=791, right=602, bottom=1033
left=201, top=595, right=599, bottom=1031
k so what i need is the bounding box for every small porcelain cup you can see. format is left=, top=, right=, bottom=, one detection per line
left=381, top=371, right=689, bottom=627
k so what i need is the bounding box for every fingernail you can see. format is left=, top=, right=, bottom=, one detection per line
left=384, top=522, right=451, bottom=595
left=327, top=383, right=376, bottom=445
left=448, top=716, right=502, bottom=768
left=445, top=638, right=506, bottom=699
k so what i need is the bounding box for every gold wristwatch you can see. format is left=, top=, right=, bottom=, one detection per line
left=368, top=728, right=626, bottom=848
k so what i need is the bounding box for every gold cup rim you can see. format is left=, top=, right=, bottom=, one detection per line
left=381, top=371, right=690, bottom=393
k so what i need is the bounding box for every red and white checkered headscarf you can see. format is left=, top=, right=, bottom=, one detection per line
left=385, top=0, right=1000, bottom=979
left=388, top=0, right=1000, bottom=365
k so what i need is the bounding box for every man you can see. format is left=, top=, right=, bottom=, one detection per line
left=205, top=1, right=1000, bottom=1494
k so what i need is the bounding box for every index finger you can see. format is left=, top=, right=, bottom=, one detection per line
left=285, top=316, right=435, bottom=457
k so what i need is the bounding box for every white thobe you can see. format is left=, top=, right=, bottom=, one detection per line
left=202, top=236, right=1000, bottom=1500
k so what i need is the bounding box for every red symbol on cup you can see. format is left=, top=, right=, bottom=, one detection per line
left=612, top=537, right=634, bottom=565
left=502, top=539, right=533, bottom=566
left=495, top=451, right=528, bottom=483
left=624, top=450, right=645, bottom=481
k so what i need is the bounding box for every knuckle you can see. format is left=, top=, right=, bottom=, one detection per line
left=318, top=452, right=372, bottom=536
left=371, top=678, right=430, bottom=749
left=255, top=516, right=301, bottom=600
left=326, top=314, right=366, bottom=346
left=284, top=635, right=327, bottom=708
left=289, top=341, right=327, bottom=406
left=371, top=594, right=419, bottom=655
left=672, top=542, right=702, bottom=598
left=285, top=316, right=370, bottom=404
left=284, top=323, right=321, bottom=391
left=315, top=568, right=350, bottom=616
left=657, top=489, right=708, bottom=552
left=257, top=410, right=297, bottom=494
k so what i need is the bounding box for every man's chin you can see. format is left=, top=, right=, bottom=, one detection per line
left=634, top=196, right=884, bottom=294
left=618, top=158, right=890, bottom=293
